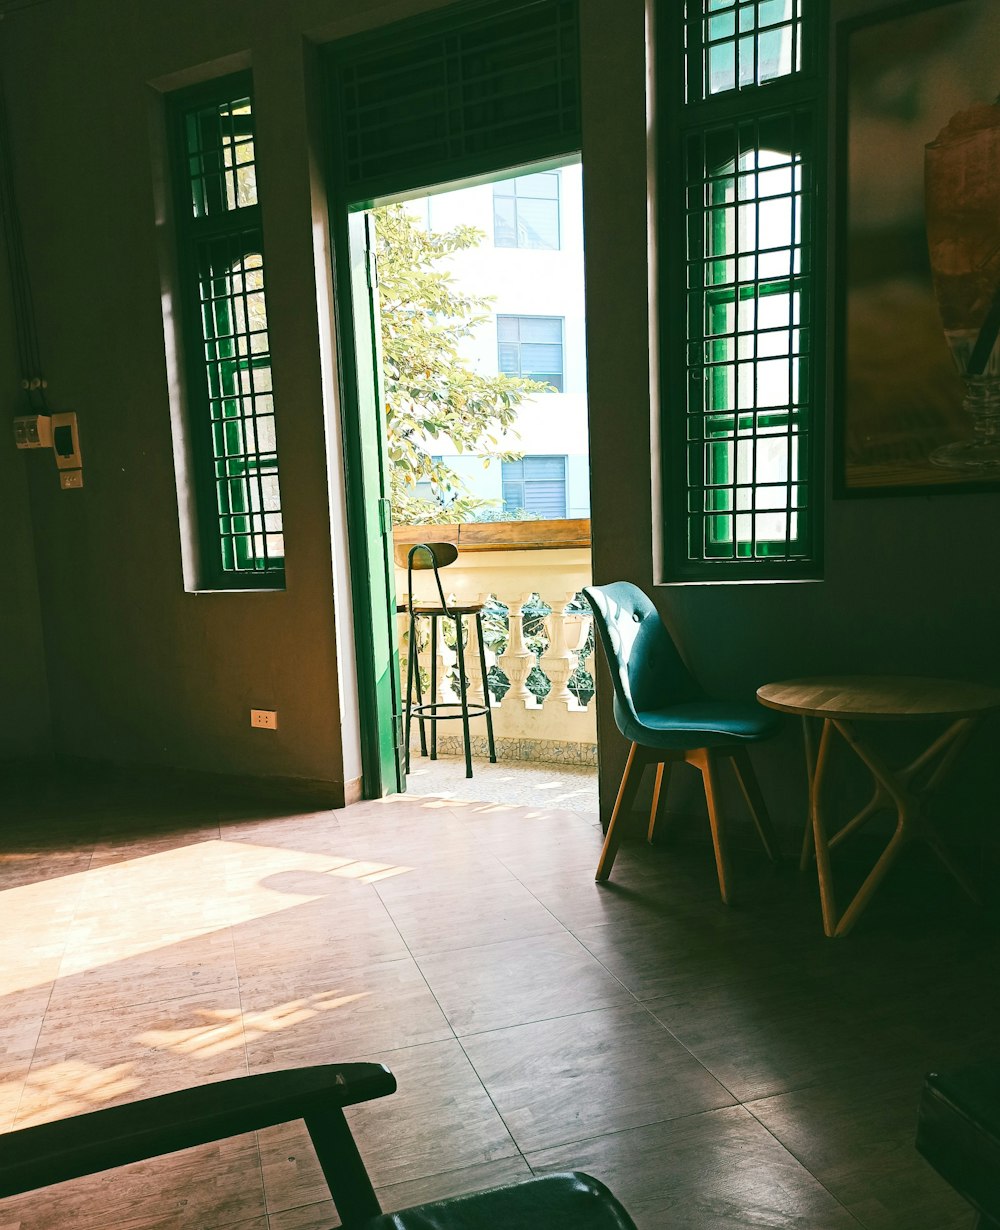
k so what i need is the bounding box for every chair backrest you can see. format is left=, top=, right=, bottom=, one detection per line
left=583, top=582, right=702, bottom=731
left=392, top=541, right=458, bottom=571
left=396, top=542, right=459, bottom=615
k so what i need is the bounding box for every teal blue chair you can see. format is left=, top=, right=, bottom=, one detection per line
left=583, top=581, right=781, bottom=902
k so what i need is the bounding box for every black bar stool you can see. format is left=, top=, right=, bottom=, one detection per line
left=398, top=542, right=497, bottom=779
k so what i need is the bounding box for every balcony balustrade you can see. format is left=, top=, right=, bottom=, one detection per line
left=393, top=519, right=595, bottom=765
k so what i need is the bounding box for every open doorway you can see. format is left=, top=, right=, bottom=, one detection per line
left=343, top=161, right=597, bottom=813
left=323, top=0, right=590, bottom=806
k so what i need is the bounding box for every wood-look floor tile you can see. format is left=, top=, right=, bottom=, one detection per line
left=258, top=1039, right=518, bottom=1212
left=349, top=1039, right=521, bottom=1183
left=0, top=847, right=93, bottom=891
left=514, top=864, right=698, bottom=934
left=374, top=1155, right=534, bottom=1218
left=462, top=1003, right=735, bottom=1153
left=377, top=878, right=562, bottom=957
left=747, top=1075, right=974, bottom=1230
left=416, top=930, right=631, bottom=1036
left=1, top=778, right=995, bottom=1230
left=527, top=1104, right=862, bottom=1229
left=232, top=893, right=409, bottom=979
left=262, top=1157, right=533, bottom=1230
left=266, top=1202, right=337, bottom=1230
left=0, top=1133, right=265, bottom=1229
left=241, top=956, right=452, bottom=1069
left=48, top=929, right=238, bottom=1013
left=644, top=972, right=890, bottom=1104
left=0, top=987, right=58, bottom=1130
left=17, top=989, right=249, bottom=1127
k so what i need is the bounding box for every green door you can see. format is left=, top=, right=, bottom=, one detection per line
left=346, top=210, right=405, bottom=795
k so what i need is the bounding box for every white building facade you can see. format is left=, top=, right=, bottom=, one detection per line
left=406, top=162, right=590, bottom=521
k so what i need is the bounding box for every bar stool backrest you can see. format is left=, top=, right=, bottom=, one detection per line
left=396, top=541, right=458, bottom=617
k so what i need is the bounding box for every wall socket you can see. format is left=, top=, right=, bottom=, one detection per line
left=250, top=709, right=278, bottom=730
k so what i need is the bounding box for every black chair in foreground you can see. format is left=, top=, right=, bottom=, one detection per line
left=0, top=1063, right=637, bottom=1229
left=583, top=581, right=782, bottom=902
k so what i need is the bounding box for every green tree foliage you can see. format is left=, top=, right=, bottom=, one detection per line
left=374, top=203, right=547, bottom=525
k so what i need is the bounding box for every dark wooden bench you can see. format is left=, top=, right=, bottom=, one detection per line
left=0, top=1063, right=637, bottom=1229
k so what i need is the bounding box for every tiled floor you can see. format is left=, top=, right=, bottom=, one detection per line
left=404, top=753, right=598, bottom=815
left=0, top=772, right=995, bottom=1229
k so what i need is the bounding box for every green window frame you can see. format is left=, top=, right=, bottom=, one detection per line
left=659, top=0, right=825, bottom=580
left=168, top=73, right=285, bottom=589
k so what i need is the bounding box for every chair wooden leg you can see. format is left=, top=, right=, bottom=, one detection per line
left=691, top=748, right=731, bottom=905
left=731, top=747, right=781, bottom=863
left=648, top=762, right=667, bottom=844
left=596, top=743, right=645, bottom=883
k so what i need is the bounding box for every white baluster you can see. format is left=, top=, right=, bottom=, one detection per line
left=498, top=592, right=536, bottom=706
left=432, top=616, right=457, bottom=704
left=464, top=595, right=490, bottom=709
left=541, top=604, right=590, bottom=711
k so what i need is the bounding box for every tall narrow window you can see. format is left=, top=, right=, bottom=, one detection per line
left=169, top=74, right=284, bottom=587
left=497, top=315, right=564, bottom=390
left=493, top=171, right=561, bottom=249
left=660, top=0, right=824, bottom=580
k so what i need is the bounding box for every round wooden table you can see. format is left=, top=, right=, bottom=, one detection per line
left=757, top=675, right=1000, bottom=937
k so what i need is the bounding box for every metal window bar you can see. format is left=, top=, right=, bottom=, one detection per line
left=685, top=109, right=812, bottom=562
left=330, top=0, right=579, bottom=201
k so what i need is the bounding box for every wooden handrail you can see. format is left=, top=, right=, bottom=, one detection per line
left=392, top=518, right=591, bottom=553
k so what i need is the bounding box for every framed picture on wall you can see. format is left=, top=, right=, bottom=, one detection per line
left=835, top=0, right=1000, bottom=496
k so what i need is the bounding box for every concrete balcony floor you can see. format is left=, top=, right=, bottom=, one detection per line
left=404, top=753, right=598, bottom=817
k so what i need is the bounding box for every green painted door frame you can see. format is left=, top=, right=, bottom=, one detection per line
left=333, top=209, right=405, bottom=798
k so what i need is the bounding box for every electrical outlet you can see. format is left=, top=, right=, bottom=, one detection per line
left=250, top=709, right=278, bottom=730
left=60, top=470, right=83, bottom=489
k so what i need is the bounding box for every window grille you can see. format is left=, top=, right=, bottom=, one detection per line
left=494, top=170, right=561, bottom=248
left=660, top=0, right=824, bottom=579
left=326, top=0, right=580, bottom=207
left=169, top=76, right=284, bottom=585
left=688, top=0, right=805, bottom=100
left=497, top=314, right=564, bottom=390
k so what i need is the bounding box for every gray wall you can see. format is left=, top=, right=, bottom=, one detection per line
left=0, top=0, right=456, bottom=795
left=0, top=247, right=50, bottom=758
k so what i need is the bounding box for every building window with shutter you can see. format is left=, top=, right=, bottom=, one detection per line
left=502, top=455, right=568, bottom=518
left=497, top=315, right=564, bottom=391
left=493, top=171, right=561, bottom=249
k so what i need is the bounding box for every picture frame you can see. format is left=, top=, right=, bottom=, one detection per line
left=834, top=0, right=1000, bottom=496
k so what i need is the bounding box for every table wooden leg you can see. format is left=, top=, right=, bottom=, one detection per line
left=800, top=716, right=816, bottom=871
left=830, top=717, right=982, bottom=931
left=811, top=719, right=839, bottom=937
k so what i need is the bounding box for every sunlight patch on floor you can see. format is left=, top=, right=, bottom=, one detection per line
left=0, top=842, right=414, bottom=996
